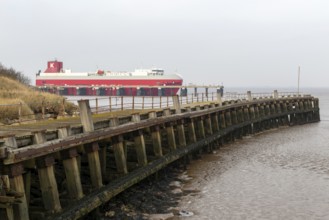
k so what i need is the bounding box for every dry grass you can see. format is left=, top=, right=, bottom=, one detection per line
left=0, top=76, right=77, bottom=123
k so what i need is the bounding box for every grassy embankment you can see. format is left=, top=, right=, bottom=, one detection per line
left=0, top=76, right=77, bottom=124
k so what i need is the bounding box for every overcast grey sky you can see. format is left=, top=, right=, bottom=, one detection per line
left=1, top=0, right=329, bottom=88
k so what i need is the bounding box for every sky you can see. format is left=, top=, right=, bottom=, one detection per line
left=1, top=0, right=329, bottom=88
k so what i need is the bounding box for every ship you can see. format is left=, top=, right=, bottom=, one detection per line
left=36, top=60, right=183, bottom=96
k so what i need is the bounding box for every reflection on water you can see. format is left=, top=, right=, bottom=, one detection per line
left=176, top=88, right=329, bottom=220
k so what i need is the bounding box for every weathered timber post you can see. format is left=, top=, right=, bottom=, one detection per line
left=84, top=143, right=103, bottom=189
left=109, top=118, right=127, bottom=174
left=195, top=106, right=206, bottom=139
left=61, top=148, right=84, bottom=200
left=163, top=108, right=176, bottom=150
left=148, top=112, right=163, bottom=157
left=217, top=92, right=223, bottom=106
left=231, top=108, right=238, bottom=125
left=177, top=119, right=187, bottom=148
left=33, top=131, right=62, bottom=213
left=203, top=106, right=213, bottom=135
left=225, top=110, right=232, bottom=127
left=112, top=135, right=128, bottom=174
left=37, top=156, right=61, bottom=213
left=78, top=100, right=94, bottom=132
left=57, top=127, right=84, bottom=200
left=78, top=100, right=103, bottom=189
left=185, top=107, right=197, bottom=144
left=172, top=95, right=181, bottom=114
left=210, top=104, right=220, bottom=132
left=247, top=91, right=252, bottom=102
left=273, top=90, right=279, bottom=99
left=3, top=136, right=28, bottom=220
left=6, top=163, right=29, bottom=220
left=131, top=113, right=148, bottom=166
left=219, top=111, right=226, bottom=129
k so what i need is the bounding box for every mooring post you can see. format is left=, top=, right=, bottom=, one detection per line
left=78, top=100, right=94, bottom=132
left=132, top=113, right=148, bottom=166
left=172, top=95, right=181, bottom=114
left=247, top=91, right=252, bottom=102
left=163, top=108, right=177, bottom=150
left=148, top=111, right=163, bottom=157
left=273, top=90, right=279, bottom=99
left=217, top=92, right=223, bottom=106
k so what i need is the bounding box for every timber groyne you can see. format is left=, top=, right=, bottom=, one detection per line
left=0, top=91, right=320, bottom=219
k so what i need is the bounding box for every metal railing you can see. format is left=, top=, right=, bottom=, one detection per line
left=0, top=91, right=308, bottom=125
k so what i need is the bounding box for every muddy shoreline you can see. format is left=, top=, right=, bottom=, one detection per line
left=88, top=160, right=198, bottom=220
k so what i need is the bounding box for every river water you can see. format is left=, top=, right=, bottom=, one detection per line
left=176, top=88, right=329, bottom=220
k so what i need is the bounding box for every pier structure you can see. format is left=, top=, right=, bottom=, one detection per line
left=0, top=91, right=320, bottom=219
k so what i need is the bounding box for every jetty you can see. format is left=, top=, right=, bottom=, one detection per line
left=0, top=90, right=320, bottom=220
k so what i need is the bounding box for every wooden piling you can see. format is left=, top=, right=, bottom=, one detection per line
left=148, top=111, right=163, bottom=157
left=37, top=156, right=62, bottom=213
left=132, top=114, right=148, bottom=166
left=163, top=108, right=177, bottom=150
left=112, top=135, right=128, bottom=174
left=84, top=143, right=103, bottom=189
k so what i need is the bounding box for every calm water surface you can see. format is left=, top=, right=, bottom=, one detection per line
left=177, top=88, right=329, bottom=220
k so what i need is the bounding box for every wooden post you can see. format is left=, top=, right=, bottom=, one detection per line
left=142, top=96, right=145, bottom=110
left=172, top=95, right=181, bottom=114
left=78, top=100, right=94, bottom=132
left=160, top=96, right=162, bottom=108
left=217, top=93, right=222, bottom=106
left=121, top=96, right=123, bottom=111
left=33, top=131, right=61, bottom=213
left=177, top=119, right=186, bottom=148
left=163, top=108, right=176, bottom=150
left=84, top=143, right=103, bottom=189
left=186, top=107, right=197, bottom=144
left=37, top=156, right=62, bottom=213
left=149, top=111, right=163, bottom=157
left=7, top=163, right=30, bottom=220
left=211, top=112, right=220, bottom=133
left=195, top=106, right=206, bottom=139
left=220, top=111, right=226, bottom=129
left=95, top=98, right=98, bottom=114
left=61, top=148, right=84, bottom=200
left=203, top=106, right=213, bottom=135
left=132, top=96, right=135, bottom=110
left=131, top=113, right=148, bottom=166
left=167, top=96, right=169, bottom=107
left=247, top=91, right=252, bottom=102
left=112, top=135, right=128, bottom=174
left=109, top=96, right=112, bottom=112
left=225, top=111, right=232, bottom=127
left=273, top=90, right=279, bottom=99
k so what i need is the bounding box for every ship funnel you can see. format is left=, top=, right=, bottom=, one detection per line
left=45, top=60, right=63, bottom=73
